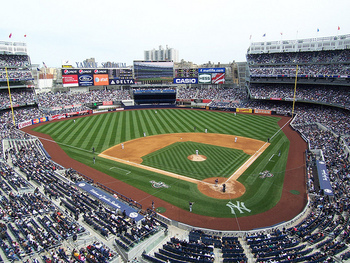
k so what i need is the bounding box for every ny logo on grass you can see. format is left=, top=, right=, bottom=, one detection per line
left=150, top=181, right=169, bottom=188
left=226, top=201, right=251, bottom=215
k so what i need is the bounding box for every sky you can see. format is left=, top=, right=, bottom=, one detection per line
left=1, top=0, right=349, bottom=68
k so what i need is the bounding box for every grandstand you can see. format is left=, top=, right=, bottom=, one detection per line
left=0, top=33, right=348, bottom=262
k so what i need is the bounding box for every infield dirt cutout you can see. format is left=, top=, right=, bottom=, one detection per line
left=100, top=133, right=269, bottom=199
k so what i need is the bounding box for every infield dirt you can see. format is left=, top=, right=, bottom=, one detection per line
left=100, top=133, right=269, bottom=199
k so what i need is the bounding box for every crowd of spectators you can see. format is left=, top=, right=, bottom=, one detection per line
left=247, top=49, right=350, bottom=65
left=0, top=69, right=33, bottom=81
left=249, top=84, right=350, bottom=109
left=241, top=100, right=350, bottom=136
left=249, top=64, right=350, bottom=77
left=0, top=54, right=32, bottom=81
left=0, top=126, right=166, bottom=262
left=0, top=88, right=133, bottom=112
left=177, top=86, right=248, bottom=102
left=0, top=89, right=36, bottom=109
left=37, top=89, right=131, bottom=109
left=0, top=54, right=31, bottom=68
left=247, top=49, right=350, bottom=77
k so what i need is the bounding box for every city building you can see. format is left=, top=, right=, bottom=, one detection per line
left=144, top=45, right=179, bottom=62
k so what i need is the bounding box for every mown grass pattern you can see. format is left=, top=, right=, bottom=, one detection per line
left=32, top=109, right=291, bottom=218
left=142, top=141, right=250, bottom=180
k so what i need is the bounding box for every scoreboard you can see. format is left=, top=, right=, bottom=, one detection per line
left=108, top=68, right=133, bottom=79
left=175, top=68, right=198, bottom=78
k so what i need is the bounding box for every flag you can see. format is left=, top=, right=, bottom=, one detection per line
left=24, top=34, right=27, bottom=37
left=37, top=68, right=41, bottom=71
left=249, top=35, right=252, bottom=40
left=338, top=26, right=340, bottom=30
left=9, top=33, right=12, bottom=38
left=317, top=28, right=319, bottom=32
left=262, top=33, right=266, bottom=37
left=43, top=62, right=47, bottom=68
left=280, top=32, right=283, bottom=35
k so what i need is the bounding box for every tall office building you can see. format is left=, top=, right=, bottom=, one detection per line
left=144, top=45, right=179, bottom=62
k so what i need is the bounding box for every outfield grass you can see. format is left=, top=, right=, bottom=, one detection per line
left=32, top=109, right=290, bottom=218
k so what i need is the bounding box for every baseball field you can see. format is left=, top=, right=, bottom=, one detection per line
left=29, top=108, right=302, bottom=223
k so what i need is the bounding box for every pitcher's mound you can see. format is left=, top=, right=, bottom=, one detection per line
left=188, top=154, right=207, bottom=162
left=198, top=177, right=246, bottom=199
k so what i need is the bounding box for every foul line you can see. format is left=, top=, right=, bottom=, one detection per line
left=109, top=167, right=131, bottom=175
left=226, top=143, right=270, bottom=182
left=99, top=153, right=210, bottom=185
left=226, top=117, right=292, bottom=183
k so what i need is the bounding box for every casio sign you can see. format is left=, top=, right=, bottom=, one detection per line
left=175, top=78, right=197, bottom=84
left=79, top=75, right=93, bottom=81
left=199, top=74, right=211, bottom=83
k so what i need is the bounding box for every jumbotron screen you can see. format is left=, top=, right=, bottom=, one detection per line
left=133, top=61, right=174, bottom=83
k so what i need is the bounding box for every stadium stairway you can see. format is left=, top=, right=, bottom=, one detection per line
left=240, top=237, right=255, bottom=263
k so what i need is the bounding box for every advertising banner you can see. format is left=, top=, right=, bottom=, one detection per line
left=316, top=160, right=333, bottom=196
left=62, top=69, right=78, bottom=75
left=50, top=114, right=66, bottom=121
left=198, top=68, right=225, bottom=73
left=109, top=78, right=135, bottom=85
left=198, top=73, right=212, bottom=84
left=173, top=78, right=198, bottom=84
left=66, top=110, right=89, bottom=116
left=103, top=101, right=113, bottom=106
left=18, top=120, right=32, bottom=129
left=78, top=69, right=93, bottom=75
left=62, top=75, right=79, bottom=87
left=176, top=98, right=192, bottom=102
left=94, top=69, right=108, bottom=74
left=32, top=116, right=49, bottom=125
left=236, top=108, right=253, bottom=113
left=211, top=73, right=225, bottom=84
left=78, top=74, right=94, bottom=86
left=93, top=74, right=109, bottom=86
left=254, top=109, right=271, bottom=115
left=75, top=181, right=144, bottom=221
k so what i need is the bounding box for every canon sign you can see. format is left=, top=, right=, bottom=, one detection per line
left=173, top=78, right=198, bottom=84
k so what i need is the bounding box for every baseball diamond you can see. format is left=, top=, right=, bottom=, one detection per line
left=26, top=108, right=307, bottom=230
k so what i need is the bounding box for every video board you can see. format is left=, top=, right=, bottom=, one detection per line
left=133, top=61, right=174, bottom=83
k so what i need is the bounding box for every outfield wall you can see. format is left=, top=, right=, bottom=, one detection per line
left=154, top=197, right=311, bottom=237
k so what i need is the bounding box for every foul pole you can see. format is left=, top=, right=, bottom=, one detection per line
left=291, top=65, right=299, bottom=118
left=6, top=67, right=16, bottom=126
